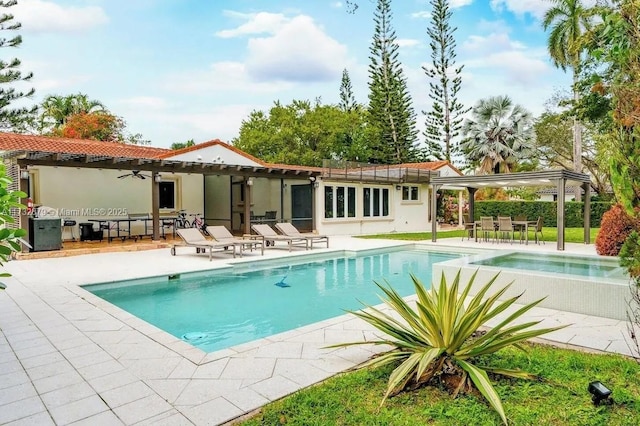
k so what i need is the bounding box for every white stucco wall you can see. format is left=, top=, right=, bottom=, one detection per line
left=203, top=176, right=310, bottom=232
left=164, top=144, right=261, bottom=166
left=314, top=180, right=431, bottom=236
left=435, top=164, right=460, bottom=177
left=29, top=166, right=203, bottom=240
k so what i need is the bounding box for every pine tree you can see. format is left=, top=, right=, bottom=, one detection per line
left=423, top=0, right=469, bottom=163
left=0, top=0, right=36, bottom=130
left=367, top=0, right=419, bottom=164
left=339, top=68, right=356, bottom=112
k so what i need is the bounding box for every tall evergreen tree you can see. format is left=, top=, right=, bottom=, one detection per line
left=339, top=69, right=356, bottom=112
left=367, top=0, right=419, bottom=164
left=0, top=0, right=35, bottom=130
left=424, top=0, right=469, bottom=163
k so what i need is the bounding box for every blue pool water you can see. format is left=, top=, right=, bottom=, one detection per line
left=86, top=249, right=459, bottom=353
left=470, top=252, right=626, bottom=279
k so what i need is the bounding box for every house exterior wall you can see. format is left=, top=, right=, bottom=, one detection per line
left=29, top=166, right=203, bottom=240
left=436, top=164, right=460, bottom=177
left=164, top=145, right=261, bottom=166
left=204, top=175, right=231, bottom=227
left=203, top=176, right=309, bottom=232
left=313, top=180, right=431, bottom=236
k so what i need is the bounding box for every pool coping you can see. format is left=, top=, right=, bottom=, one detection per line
left=1, top=237, right=635, bottom=426
left=73, top=243, right=477, bottom=366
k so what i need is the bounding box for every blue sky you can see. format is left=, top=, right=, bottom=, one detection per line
left=14, top=0, right=570, bottom=148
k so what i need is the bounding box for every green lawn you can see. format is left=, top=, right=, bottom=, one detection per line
left=359, top=227, right=600, bottom=244
left=241, top=343, right=639, bottom=425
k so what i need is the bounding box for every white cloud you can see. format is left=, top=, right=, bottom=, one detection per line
left=476, top=19, right=512, bottom=34
left=490, top=0, right=598, bottom=19
left=245, top=15, right=349, bottom=82
left=215, top=11, right=288, bottom=38
left=396, top=38, right=421, bottom=48
left=13, top=0, right=108, bottom=33
left=450, top=0, right=474, bottom=9
left=466, top=50, right=549, bottom=86
left=173, top=104, right=260, bottom=143
left=118, top=97, right=170, bottom=110
left=462, top=33, right=525, bottom=54
left=167, top=61, right=293, bottom=94
left=411, top=10, right=431, bottom=19
left=331, top=1, right=343, bottom=8
left=23, top=59, right=91, bottom=92
left=214, top=12, right=349, bottom=82
left=489, top=0, right=548, bottom=19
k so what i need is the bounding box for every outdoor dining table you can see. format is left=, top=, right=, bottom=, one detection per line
left=473, top=220, right=539, bottom=244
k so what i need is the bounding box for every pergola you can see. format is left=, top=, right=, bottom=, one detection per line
left=1, top=148, right=320, bottom=242
left=429, top=170, right=592, bottom=251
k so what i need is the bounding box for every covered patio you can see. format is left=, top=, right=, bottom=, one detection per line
left=430, top=170, right=592, bottom=251
left=0, top=134, right=320, bottom=249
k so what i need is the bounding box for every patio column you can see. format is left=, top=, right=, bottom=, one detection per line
left=467, top=187, right=476, bottom=222
left=151, top=172, right=160, bottom=241
left=19, top=170, right=30, bottom=251
left=556, top=178, right=565, bottom=251
left=458, top=190, right=464, bottom=227
left=583, top=182, right=591, bottom=244
left=280, top=178, right=285, bottom=224
left=431, top=184, right=440, bottom=242
left=244, top=177, right=252, bottom=235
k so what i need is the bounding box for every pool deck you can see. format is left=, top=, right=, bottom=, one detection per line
left=0, top=236, right=635, bottom=425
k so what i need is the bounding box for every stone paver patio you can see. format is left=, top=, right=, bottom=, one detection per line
left=0, top=236, right=634, bottom=425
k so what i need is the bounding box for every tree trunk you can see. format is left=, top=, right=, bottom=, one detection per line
left=573, top=70, right=582, bottom=202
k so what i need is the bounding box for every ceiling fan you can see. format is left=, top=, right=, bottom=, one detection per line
left=117, top=170, right=150, bottom=180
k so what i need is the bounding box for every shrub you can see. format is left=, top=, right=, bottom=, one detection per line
left=620, top=231, right=640, bottom=278
left=0, top=164, right=27, bottom=289
left=595, top=204, right=640, bottom=256
left=332, top=271, right=565, bottom=425
left=474, top=200, right=611, bottom=227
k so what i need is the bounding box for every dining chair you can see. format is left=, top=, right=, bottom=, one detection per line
left=462, top=215, right=475, bottom=241
left=480, top=216, right=495, bottom=242
left=532, top=216, right=544, bottom=244
left=497, top=216, right=514, bottom=243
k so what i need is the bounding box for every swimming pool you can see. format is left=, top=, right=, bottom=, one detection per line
left=85, top=249, right=460, bottom=353
left=470, top=252, right=626, bottom=279
left=434, top=250, right=630, bottom=320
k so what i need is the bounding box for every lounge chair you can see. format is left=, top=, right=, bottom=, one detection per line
left=205, top=225, right=264, bottom=256
left=172, top=228, right=235, bottom=260
left=274, top=222, right=329, bottom=249
left=250, top=224, right=308, bottom=251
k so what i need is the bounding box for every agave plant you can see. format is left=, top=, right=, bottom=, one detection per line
left=333, top=270, right=567, bottom=425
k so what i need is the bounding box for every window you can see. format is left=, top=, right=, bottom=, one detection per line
left=159, top=181, right=175, bottom=209
left=402, top=186, right=419, bottom=201
left=324, top=185, right=356, bottom=219
left=363, top=187, right=389, bottom=217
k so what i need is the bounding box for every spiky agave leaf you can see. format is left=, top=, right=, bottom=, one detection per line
left=332, top=269, right=568, bottom=425
left=457, top=358, right=508, bottom=425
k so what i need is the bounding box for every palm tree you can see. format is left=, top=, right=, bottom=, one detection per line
left=461, top=95, right=535, bottom=174
left=543, top=0, right=592, bottom=200
left=38, top=93, right=105, bottom=133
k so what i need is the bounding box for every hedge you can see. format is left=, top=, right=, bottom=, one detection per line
left=473, top=201, right=612, bottom=228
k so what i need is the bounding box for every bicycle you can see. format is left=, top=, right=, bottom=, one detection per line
left=174, top=210, right=190, bottom=229
left=190, top=213, right=208, bottom=234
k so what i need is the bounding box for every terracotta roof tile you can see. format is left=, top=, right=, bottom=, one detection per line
left=0, top=132, right=170, bottom=158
